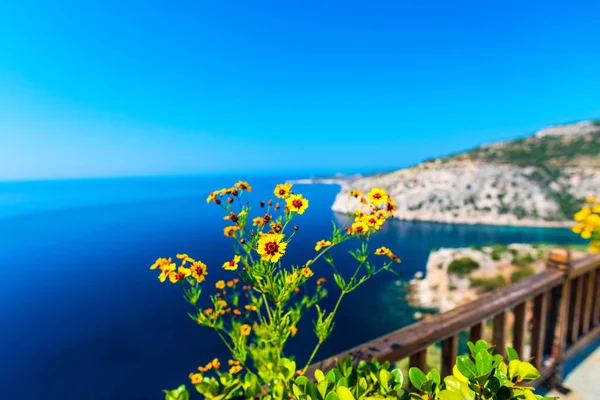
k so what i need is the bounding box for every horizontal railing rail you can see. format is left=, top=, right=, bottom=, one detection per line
left=308, top=249, right=600, bottom=390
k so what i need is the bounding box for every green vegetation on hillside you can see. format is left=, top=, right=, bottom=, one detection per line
left=448, top=257, right=479, bottom=276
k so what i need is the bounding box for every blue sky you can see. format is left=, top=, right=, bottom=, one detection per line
left=1, top=0, right=599, bottom=180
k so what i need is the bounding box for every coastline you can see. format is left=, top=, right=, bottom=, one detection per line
left=290, top=178, right=575, bottom=229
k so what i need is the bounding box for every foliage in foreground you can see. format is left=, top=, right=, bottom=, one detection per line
left=165, top=340, right=557, bottom=400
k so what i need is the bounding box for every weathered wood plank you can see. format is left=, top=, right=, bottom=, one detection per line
left=513, top=302, right=527, bottom=358
left=409, top=349, right=427, bottom=389
left=493, top=311, right=507, bottom=358
left=581, top=270, right=595, bottom=335
left=441, top=335, right=458, bottom=378
left=470, top=321, right=484, bottom=343
left=568, top=276, right=583, bottom=343
left=305, top=268, right=565, bottom=376
left=531, top=292, right=549, bottom=370
left=568, top=253, right=600, bottom=278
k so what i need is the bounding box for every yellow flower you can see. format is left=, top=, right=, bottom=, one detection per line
left=150, top=257, right=172, bottom=270
left=234, top=181, right=252, bottom=192
left=586, top=197, right=597, bottom=203
left=582, top=230, right=592, bottom=239
left=316, top=277, right=327, bottom=286
left=385, top=197, right=397, bottom=216
left=274, top=183, right=293, bottom=199
left=362, top=214, right=384, bottom=230
left=285, top=273, right=296, bottom=284
left=367, top=188, right=389, bottom=205
left=349, top=190, right=363, bottom=198
left=253, top=216, right=265, bottom=227
left=169, top=266, right=191, bottom=283
left=215, top=280, right=226, bottom=289
left=224, top=225, right=240, bottom=238
left=206, top=192, right=217, bottom=203
left=257, top=233, right=287, bottom=263
left=315, top=240, right=332, bottom=251
left=222, top=255, right=241, bottom=270
left=211, top=358, right=221, bottom=369
left=189, top=372, right=203, bottom=384
left=593, top=204, right=600, bottom=213
left=176, top=253, right=195, bottom=264
left=228, top=359, right=240, bottom=366
left=203, top=308, right=213, bottom=315
left=229, top=365, right=243, bottom=374
left=240, top=324, right=252, bottom=336
left=245, top=305, right=257, bottom=311
left=574, top=207, right=591, bottom=222
left=217, top=300, right=227, bottom=308
left=158, top=263, right=176, bottom=282
left=375, top=246, right=391, bottom=255
left=350, top=221, right=370, bottom=235
left=286, top=194, right=309, bottom=214
left=190, top=261, right=208, bottom=283
left=301, top=267, right=313, bottom=278
left=233, top=309, right=242, bottom=315
left=290, top=325, right=298, bottom=337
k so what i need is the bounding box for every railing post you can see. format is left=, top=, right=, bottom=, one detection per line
left=547, top=248, right=571, bottom=388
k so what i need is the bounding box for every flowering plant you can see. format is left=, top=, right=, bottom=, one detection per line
left=151, top=181, right=401, bottom=399
left=571, top=196, right=600, bottom=252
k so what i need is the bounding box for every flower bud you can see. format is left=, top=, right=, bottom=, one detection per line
left=228, top=197, right=234, bottom=204
left=275, top=203, right=280, bottom=210
left=268, top=199, right=273, bottom=206
left=214, top=198, right=221, bottom=205
left=294, top=226, right=299, bottom=231
left=240, top=238, right=246, bottom=244
left=260, top=201, right=265, bottom=208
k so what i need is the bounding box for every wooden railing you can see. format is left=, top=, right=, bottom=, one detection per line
left=307, top=249, right=600, bottom=389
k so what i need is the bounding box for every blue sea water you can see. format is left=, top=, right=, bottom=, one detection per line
left=0, top=175, right=585, bottom=400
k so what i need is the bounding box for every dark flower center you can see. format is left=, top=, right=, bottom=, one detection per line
left=292, top=199, right=303, bottom=209
left=265, top=242, right=279, bottom=255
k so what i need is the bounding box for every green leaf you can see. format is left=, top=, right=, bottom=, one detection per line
left=336, top=386, right=355, bottom=400
left=164, top=385, right=190, bottom=400
left=409, top=367, right=427, bottom=391
left=456, top=355, right=477, bottom=380
left=379, top=369, right=393, bottom=390
left=517, top=362, right=541, bottom=382
left=438, top=390, right=465, bottom=400
left=426, top=368, right=441, bottom=386
left=317, top=379, right=332, bottom=398
left=506, top=347, right=519, bottom=361
left=325, top=392, right=339, bottom=400
left=391, top=369, right=404, bottom=389
left=315, top=369, right=325, bottom=383
left=475, top=350, right=493, bottom=377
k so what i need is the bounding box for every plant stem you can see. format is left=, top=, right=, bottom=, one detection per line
left=301, top=290, right=346, bottom=373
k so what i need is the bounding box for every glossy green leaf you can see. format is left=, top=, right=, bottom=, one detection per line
left=409, top=367, right=427, bottom=391
left=325, top=392, right=339, bottom=400
left=379, top=369, right=393, bottom=390
left=391, top=368, right=404, bottom=389
left=438, top=390, right=465, bottom=400
left=456, top=356, right=477, bottom=380
left=336, top=386, right=355, bottom=400
left=506, top=347, right=519, bottom=361
left=427, top=368, right=441, bottom=386
left=164, top=385, right=190, bottom=400
left=314, top=369, right=325, bottom=383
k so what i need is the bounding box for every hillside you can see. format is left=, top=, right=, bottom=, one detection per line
left=331, top=120, right=600, bottom=226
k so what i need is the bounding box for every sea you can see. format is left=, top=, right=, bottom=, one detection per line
left=0, top=175, right=585, bottom=400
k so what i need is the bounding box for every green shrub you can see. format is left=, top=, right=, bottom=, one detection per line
left=511, top=266, right=536, bottom=283
left=448, top=257, right=480, bottom=277
left=512, top=253, right=534, bottom=268
left=469, top=275, right=507, bottom=291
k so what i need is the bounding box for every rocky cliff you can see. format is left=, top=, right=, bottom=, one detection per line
left=332, top=120, right=600, bottom=227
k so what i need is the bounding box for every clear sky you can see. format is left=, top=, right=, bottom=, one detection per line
left=1, top=0, right=599, bottom=180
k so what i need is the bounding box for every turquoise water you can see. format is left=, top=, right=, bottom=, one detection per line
left=0, top=176, right=585, bottom=400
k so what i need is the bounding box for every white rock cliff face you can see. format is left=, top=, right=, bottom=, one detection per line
left=330, top=121, right=600, bottom=227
